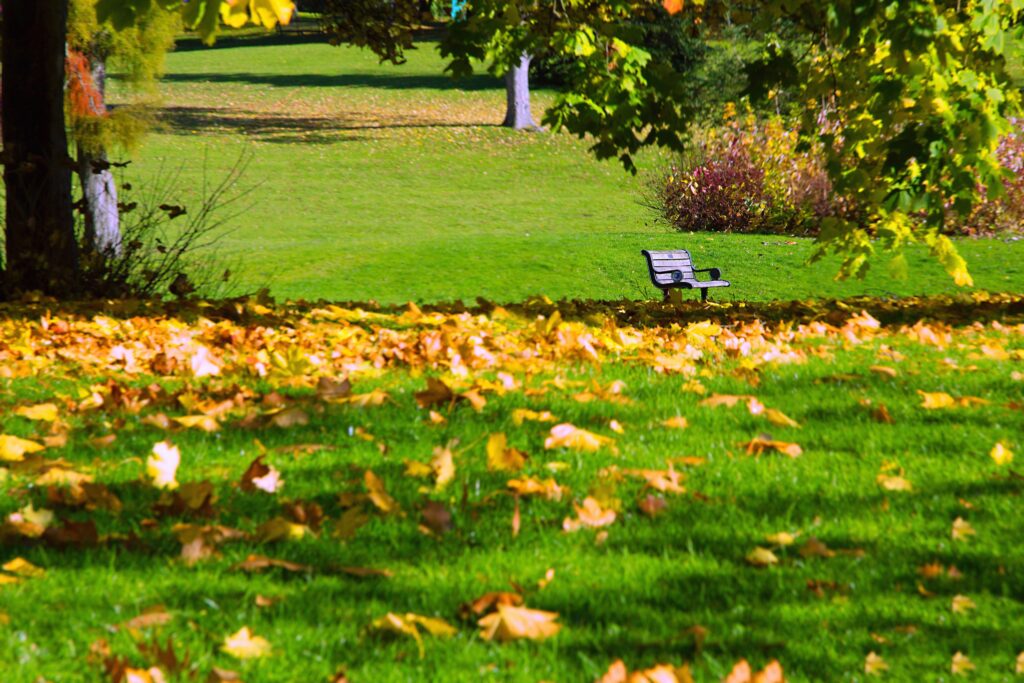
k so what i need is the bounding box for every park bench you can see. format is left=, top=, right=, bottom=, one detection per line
left=641, top=249, right=730, bottom=302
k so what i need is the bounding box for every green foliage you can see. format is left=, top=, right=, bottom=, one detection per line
left=440, top=0, right=1024, bottom=284
left=127, top=36, right=1024, bottom=304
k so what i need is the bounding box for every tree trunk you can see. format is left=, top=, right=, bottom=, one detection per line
left=502, top=53, right=536, bottom=130
left=1, top=0, right=78, bottom=297
left=76, top=57, right=122, bottom=258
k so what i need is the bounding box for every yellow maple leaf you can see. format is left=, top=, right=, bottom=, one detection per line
left=0, top=434, right=45, bottom=462
left=745, top=547, right=779, bottom=567
left=2, top=557, right=44, bottom=578
left=14, top=403, right=59, bottom=422
left=763, top=408, right=800, bottom=428
left=951, top=594, right=976, bottom=614
left=172, top=415, right=220, bottom=432
left=864, top=651, right=889, bottom=676
left=544, top=423, right=615, bottom=453
left=765, top=531, right=797, bottom=547
left=221, top=626, right=271, bottom=659
left=951, top=517, right=976, bottom=542
left=7, top=504, right=54, bottom=537
left=990, top=441, right=1014, bottom=466
left=370, top=612, right=454, bottom=658
left=478, top=604, right=560, bottom=642
left=487, top=433, right=527, bottom=472
left=507, top=477, right=566, bottom=501
left=918, top=391, right=956, bottom=409
left=877, top=473, right=912, bottom=491
left=146, top=441, right=180, bottom=490
left=365, top=470, right=400, bottom=514
left=430, top=445, right=456, bottom=490
left=661, top=416, right=689, bottom=429
left=563, top=497, right=616, bottom=532
left=511, top=408, right=556, bottom=425
left=951, top=652, right=975, bottom=676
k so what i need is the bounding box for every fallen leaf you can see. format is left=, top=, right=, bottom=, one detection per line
left=951, top=594, right=976, bottom=614
left=254, top=517, right=308, bottom=543
left=15, top=403, right=59, bottom=421
left=661, top=416, right=689, bottom=429
left=370, top=612, right=455, bottom=657
left=799, top=538, right=836, bottom=559
left=544, top=423, right=615, bottom=453
left=951, top=652, right=975, bottom=676
left=119, top=605, right=173, bottom=631
left=240, top=456, right=283, bottom=494
left=745, top=547, right=779, bottom=567
left=430, top=444, right=456, bottom=491
left=877, top=473, right=912, bottom=491
left=486, top=433, right=527, bottom=472
left=207, top=667, right=243, bottom=682
left=316, top=375, right=351, bottom=401
left=172, top=415, right=220, bottom=432
left=0, top=434, right=45, bottom=462
left=221, top=627, right=271, bottom=659
left=919, top=391, right=956, bottom=409
left=699, top=394, right=755, bottom=409
left=563, top=497, right=616, bottom=532
left=420, top=501, right=452, bottom=535
left=990, top=441, right=1014, bottom=466
left=478, top=604, right=560, bottom=642
left=763, top=408, right=800, bottom=428
left=2, top=557, right=44, bottom=578
left=952, top=517, right=976, bottom=542
left=511, top=408, right=556, bottom=425
left=864, top=652, right=888, bottom=676
left=765, top=531, right=797, bottom=547
left=507, top=477, right=566, bottom=501
left=146, top=441, right=180, bottom=490
left=742, top=436, right=802, bottom=458
left=459, top=592, right=523, bottom=619
left=232, top=554, right=309, bottom=573
left=365, top=470, right=400, bottom=514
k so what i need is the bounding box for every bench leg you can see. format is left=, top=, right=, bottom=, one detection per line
left=662, top=289, right=671, bottom=303
left=701, top=288, right=708, bottom=303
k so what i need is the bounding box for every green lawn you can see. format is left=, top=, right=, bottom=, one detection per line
left=1, top=297, right=1023, bottom=681
left=110, top=32, right=1024, bottom=304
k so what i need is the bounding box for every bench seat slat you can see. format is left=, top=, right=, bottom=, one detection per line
left=642, top=248, right=730, bottom=301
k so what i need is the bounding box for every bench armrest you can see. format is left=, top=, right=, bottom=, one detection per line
left=693, top=267, right=721, bottom=279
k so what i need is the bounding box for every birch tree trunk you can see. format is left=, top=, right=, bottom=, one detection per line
left=76, top=58, right=122, bottom=258
left=1, top=0, right=78, bottom=296
left=502, top=53, right=536, bottom=130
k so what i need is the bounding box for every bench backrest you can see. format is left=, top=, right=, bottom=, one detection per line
left=641, top=249, right=695, bottom=286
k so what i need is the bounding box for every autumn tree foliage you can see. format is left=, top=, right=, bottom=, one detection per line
left=0, top=0, right=292, bottom=299
left=67, top=0, right=178, bottom=260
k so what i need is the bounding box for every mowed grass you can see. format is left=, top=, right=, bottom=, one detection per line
left=0, top=299, right=1022, bottom=681
left=111, top=32, right=1024, bottom=304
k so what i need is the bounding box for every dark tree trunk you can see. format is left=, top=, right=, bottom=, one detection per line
left=2, top=0, right=78, bottom=297
left=502, top=53, right=536, bottom=130
left=76, top=58, right=122, bottom=258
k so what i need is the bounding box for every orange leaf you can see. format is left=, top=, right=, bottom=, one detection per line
left=478, top=604, right=560, bottom=642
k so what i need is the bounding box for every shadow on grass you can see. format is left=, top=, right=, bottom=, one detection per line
left=157, top=106, right=496, bottom=142
left=161, top=70, right=500, bottom=93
